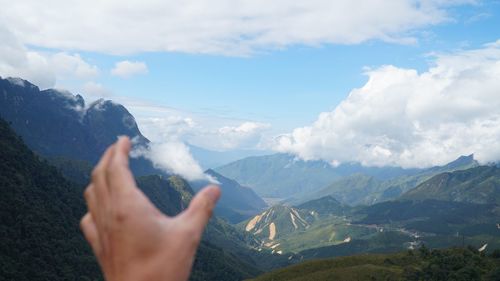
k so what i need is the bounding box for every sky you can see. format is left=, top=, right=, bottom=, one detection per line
left=1, top=0, right=500, bottom=179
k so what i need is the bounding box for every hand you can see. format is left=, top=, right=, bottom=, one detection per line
left=80, top=136, right=221, bottom=281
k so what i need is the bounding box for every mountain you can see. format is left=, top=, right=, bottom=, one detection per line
left=188, top=144, right=271, bottom=170
left=401, top=165, right=500, bottom=204
left=242, top=205, right=315, bottom=242
left=0, top=116, right=269, bottom=281
left=307, top=174, right=382, bottom=206
left=215, top=153, right=419, bottom=198
left=250, top=248, right=500, bottom=281
left=191, top=170, right=267, bottom=223
left=239, top=201, right=363, bottom=254
left=0, top=76, right=159, bottom=176
left=0, top=117, right=101, bottom=280
left=299, top=155, right=479, bottom=206
left=296, top=195, right=351, bottom=217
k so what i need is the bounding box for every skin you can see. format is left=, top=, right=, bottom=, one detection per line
left=80, top=136, right=221, bottom=281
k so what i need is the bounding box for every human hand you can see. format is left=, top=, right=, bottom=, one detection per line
left=80, top=136, right=221, bottom=281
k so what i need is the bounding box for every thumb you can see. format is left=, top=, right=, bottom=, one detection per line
left=181, top=185, right=221, bottom=234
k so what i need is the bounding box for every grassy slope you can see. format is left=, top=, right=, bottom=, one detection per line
left=401, top=166, right=500, bottom=204
left=249, top=248, right=500, bottom=281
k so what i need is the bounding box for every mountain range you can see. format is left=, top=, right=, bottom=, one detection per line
left=215, top=153, right=422, bottom=198
left=2, top=76, right=500, bottom=281
left=0, top=76, right=267, bottom=224
left=216, top=152, right=479, bottom=206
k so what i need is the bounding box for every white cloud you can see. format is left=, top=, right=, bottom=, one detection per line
left=0, top=0, right=472, bottom=55
left=0, top=26, right=55, bottom=88
left=82, top=81, right=113, bottom=98
left=51, top=53, right=99, bottom=79
left=0, top=26, right=99, bottom=89
left=216, top=122, right=271, bottom=150
left=111, top=60, right=148, bottom=78
left=276, top=40, right=500, bottom=168
left=136, top=113, right=270, bottom=151
left=132, top=141, right=217, bottom=182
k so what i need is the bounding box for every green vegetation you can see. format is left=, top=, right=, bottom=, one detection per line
left=301, top=155, right=478, bottom=206
left=0, top=117, right=102, bottom=280
left=0, top=117, right=270, bottom=281
left=401, top=166, right=500, bottom=204
left=249, top=247, right=500, bottom=281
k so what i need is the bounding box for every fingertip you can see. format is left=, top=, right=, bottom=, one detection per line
left=113, top=136, right=131, bottom=165
left=203, top=185, right=221, bottom=204
left=117, top=135, right=131, bottom=152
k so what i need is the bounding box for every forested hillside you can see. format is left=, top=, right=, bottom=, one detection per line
left=0, top=117, right=101, bottom=280
left=0, top=117, right=264, bottom=280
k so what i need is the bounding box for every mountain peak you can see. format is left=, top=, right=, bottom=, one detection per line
left=4, top=77, right=39, bottom=90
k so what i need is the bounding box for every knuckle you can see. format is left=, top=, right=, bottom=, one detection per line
left=113, top=208, right=128, bottom=223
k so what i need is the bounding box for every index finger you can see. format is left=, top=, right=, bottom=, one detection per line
left=105, top=136, right=136, bottom=193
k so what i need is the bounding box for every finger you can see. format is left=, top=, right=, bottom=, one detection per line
left=83, top=184, right=97, bottom=212
left=80, top=213, right=102, bottom=258
left=91, top=144, right=116, bottom=202
left=107, top=136, right=135, bottom=193
left=180, top=185, right=221, bottom=235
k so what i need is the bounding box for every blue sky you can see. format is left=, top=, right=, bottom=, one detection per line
left=2, top=0, right=500, bottom=175
left=55, top=0, right=500, bottom=133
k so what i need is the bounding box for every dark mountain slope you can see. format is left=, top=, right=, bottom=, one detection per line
left=0, top=117, right=101, bottom=280
left=0, top=77, right=158, bottom=176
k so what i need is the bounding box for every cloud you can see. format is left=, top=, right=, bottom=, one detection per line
left=0, top=0, right=472, bottom=55
left=111, top=60, right=148, bottom=78
left=132, top=141, right=217, bottom=182
left=112, top=96, right=272, bottom=151
left=0, top=26, right=99, bottom=88
left=275, top=40, right=500, bottom=168
left=216, top=122, right=271, bottom=150
left=82, top=81, right=113, bottom=98
left=51, top=53, right=99, bottom=79
left=0, top=26, right=55, bottom=88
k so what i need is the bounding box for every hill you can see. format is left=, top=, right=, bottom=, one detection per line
left=240, top=200, right=371, bottom=254
left=215, top=153, right=418, bottom=198
left=296, top=195, right=351, bottom=217
left=248, top=247, right=500, bottom=281
left=191, top=169, right=267, bottom=223
left=300, top=155, right=478, bottom=206
left=401, top=165, right=500, bottom=204
left=0, top=117, right=101, bottom=280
